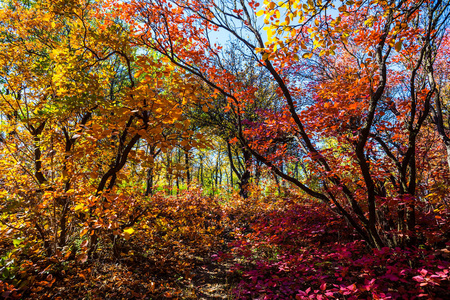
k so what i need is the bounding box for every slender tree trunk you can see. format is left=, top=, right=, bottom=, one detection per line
left=145, top=146, right=158, bottom=196
left=238, top=148, right=252, bottom=198
left=214, top=152, right=220, bottom=195
left=184, top=148, right=191, bottom=189
left=201, top=159, right=204, bottom=186
left=166, top=151, right=172, bottom=195
left=145, top=166, right=154, bottom=196
left=446, top=143, right=450, bottom=176
left=176, top=148, right=180, bottom=195
left=230, top=160, right=233, bottom=187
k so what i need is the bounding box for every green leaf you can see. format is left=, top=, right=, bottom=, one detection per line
left=12, top=239, right=22, bottom=247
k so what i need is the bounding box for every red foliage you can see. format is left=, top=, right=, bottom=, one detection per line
left=225, top=199, right=450, bottom=299
left=0, top=280, right=21, bottom=299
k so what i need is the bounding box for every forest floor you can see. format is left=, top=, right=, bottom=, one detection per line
left=1, top=191, right=449, bottom=299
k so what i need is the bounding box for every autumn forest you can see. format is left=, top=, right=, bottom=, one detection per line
left=0, top=0, right=449, bottom=299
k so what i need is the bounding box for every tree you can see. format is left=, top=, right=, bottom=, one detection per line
left=0, top=0, right=203, bottom=258
left=117, top=0, right=450, bottom=248
left=430, top=28, right=450, bottom=171
left=185, top=46, right=281, bottom=197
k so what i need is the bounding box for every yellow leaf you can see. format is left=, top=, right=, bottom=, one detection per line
left=123, top=227, right=135, bottom=240
left=267, top=28, right=275, bottom=42
left=256, top=10, right=265, bottom=17
left=124, top=227, right=135, bottom=235
left=302, top=52, right=313, bottom=59
left=364, top=17, right=374, bottom=27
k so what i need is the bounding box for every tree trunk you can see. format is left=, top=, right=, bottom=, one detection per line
left=145, top=166, right=154, bottom=196
left=185, top=149, right=190, bottom=189
left=166, top=151, right=172, bottom=195
left=238, top=148, right=252, bottom=198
